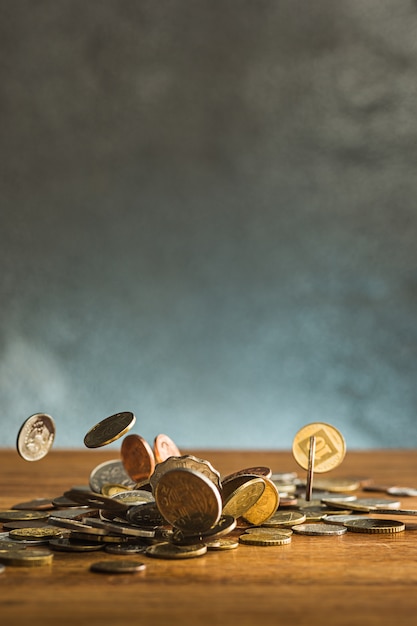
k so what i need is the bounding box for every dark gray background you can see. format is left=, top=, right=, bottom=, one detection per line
left=1, top=1, right=416, bottom=450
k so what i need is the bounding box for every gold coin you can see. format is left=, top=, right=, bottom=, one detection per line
left=155, top=467, right=222, bottom=533
left=121, top=434, right=156, bottom=483
left=222, top=478, right=265, bottom=519
left=16, top=413, right=55, bottom=461
left=244, top=527, right=293, bottom=537
left=146, top=542, right=207, bottom=559
left=153, top=433, right=181, bottom=464
left=242, top=477, right=280, bottom=525
left=311, top=477, right=360, bottom=492
left=292, top=422, right=346, bottom=473
left=9, top=527, right=63, bottom=540
left=0, top=548, right=54, bottom=567
left=239, top=533, right=291, bottom=546
left=101, top=484, right=131, bottom=497
left=205, top=539, right=239, bottom=550
left=262, top=510, right=306, bottom=527
left=83, top=411, right=136, bottom=448
left=0, top=510, right=49, bottom=522
left=292, top=523, right=347, bottom=536
left=344, top=518, right=405, bottom=534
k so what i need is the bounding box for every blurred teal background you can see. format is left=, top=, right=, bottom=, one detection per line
left=1, top=1, right=416, bottom=449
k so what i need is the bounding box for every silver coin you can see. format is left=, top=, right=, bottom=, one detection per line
left=292, top=523, right=347, bottom=536
left=16, top=413, right=55, bottom=461
left=89, top=460, right=135, bottom=494
left=111, top=490, right=155, bottom=506
left=387, top=486, right=417, bottom=497
left=322, top=514, right=367, bottom=524
left=90, top=560, right=146, bottom=573
left=323, top=497, right=401, bottom=511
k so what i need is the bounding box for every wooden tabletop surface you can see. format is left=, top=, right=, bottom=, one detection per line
left=1, top=448, right=417, bottom=626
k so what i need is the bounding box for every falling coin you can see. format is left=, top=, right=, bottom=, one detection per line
left=83, top=411, right=136, bottom=448
left=90, top=560, right=146, bottom=573
left=292, top=422, right=346, bottom=473
left=121, top=434, right=156, bottom=483
left=153, top=433, right=181, bottom=464
left=16, top=413, right=56, bottom=461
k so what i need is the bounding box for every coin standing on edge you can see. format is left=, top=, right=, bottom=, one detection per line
left=292, top=422, right=346, bottom=473
left=16, top=413, right=56, bottom=461
left=83, top=411, right=136, bottom=448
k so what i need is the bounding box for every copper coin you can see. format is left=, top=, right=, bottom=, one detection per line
left=121, top=434, right=156, bottom=483
left=154, top=434, right=181, bottom=464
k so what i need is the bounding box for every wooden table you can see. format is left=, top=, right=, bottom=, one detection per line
left=1, top=448, right=417, bottom=626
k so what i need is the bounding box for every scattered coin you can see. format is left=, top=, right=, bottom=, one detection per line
left=324, top=497, right=401, bottom=512
left=292, top=422, right=346, bottom=473
left=292, top=523, right=347, bottom=536
left=344, top=518, right=406, bottom=534
left=153, top=433, right=181, bottom=464
left=12, top=498, right=55, bottom=511
left=150, top=455, right=221, bottom=493
left=63, top=488, right=130, bottom=511
left=111, top=490, right=155, bottom=506
left=310, top=477, right=361, bottom=492
left=127, top=502, right=167, bottom=528
left=0, top=548, right=54, bottom=567
left=222, top=477, right=265, bottom=519
left=90, top=560, right=146, bottom=573
left=244, top=527, right=293, bottom=537
left=105, top=543, right=148, bottom=555
left=16, top=413, right=56, bottom=461
left=155, top=467, right=222, bottom=533
left=262, top=511, right=306, bottom=527
left=239, top=533, right=292, bottom=546
left=322, top=514, right=366, bottom=524
left=242, top=477, right=280, bottom=525
left=146, top=542, right=207, bottom=559
left=101, top=484, right=131, bottom=497
left=0, top=540, right=27, bottom=552
left=49, top=537, right=104, bottom=552
left=9, top=527, right=63, bottom=541
left=222, top=466, right=273, bottom=482
left=89, top=459, right=135, bottom=493
left=83, top=411, right=136, bottom=448
left=205, top=539, right=239, bottom=550
left=121, top=434, right=156, bottom=483
left=0, top=510, right=49, bottom=522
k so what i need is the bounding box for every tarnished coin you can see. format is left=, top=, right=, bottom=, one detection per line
left=292, top=523, right=347, bottom=536
left=127, top=502, right=167, bottom=528
left=84, top=411, right=136, bottom=448
left=121, top=434, right=156, bottom=483
left=292, top=422, right=346, bottom=473
left=82, top=517, right=155, bottom=539
left=344, top=518, right=405, bottom=533
left=262, top=510, right=306, bottom=527
left=9, top=527, right=63, bottom=540
left=105, top=543, right=148, bottom=555
left=111, top=490, right=155, bottom=506
left=70, top=531, right=129, bottom=544
left=146, top=542, right=207, bottom=559
left=170, top=515, right=236, bottom=545
left=49, top=537, right=104, bottom=552
left=0, top=540, right=27, bottom=552
left=0, top=510, right=49, bottom=522
left=222, top=478, right=266, bottom=519
left=239, top=533, right=292, bottom=546
left=150, top=455, right=221, bottom=493
left=153, top=434, right=181, bottom=464
left=205, top=539, right=239, bottom=550
left=16, top=413, right=56, bottom=461
left=242, top=477, right=280, bottom=525
left=89, top=459, right=135, bottom=493
left=155, top=468, right=222, bottom=533
left=90, top=560, right=146, bottom=573
left=0, top=548, right=54, bottom=567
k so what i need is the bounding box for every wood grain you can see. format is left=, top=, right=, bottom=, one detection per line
left=1, top=448, right=417, bottom=626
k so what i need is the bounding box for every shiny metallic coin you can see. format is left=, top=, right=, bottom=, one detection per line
left=111, top=489, right=155, bottom=507
left=49, top=537, right=104, bottom=552
left=89, top=459, right=136, bottom=493
left=262, top=510, right=306, bottom=527
left=146, top=542, right=207, bottom=559
left=155, top=467, right=222, bottom=533
left=121, top=434, right=156, bottom=483
left=310, top=477, right=360, bottom=492
left=12, top=498, right=55, bottom=511
left=84, top=411, right=136, bottom=448
left=105, top=543, right=148, bottom=555
left=153, top=434, right=181, bottom=464
left=101, top=484, right=131, bottom=497
left=63, top=488, right=129, bottom=511
left=244, top=527, right=293, bottom=537
left=205, top=539, right=239, bottom=550
left=0, top=548, right=54, bottom=567
left=292, top=422, right=346, bottom=473
left=222, top=478, right=265, bottom=519
left=16, top=413, right=56, bottom=461
left=0, top=510, right=49, bottom=522
left=292, top=523, right=347, bottom=536
left=242, top=477, right=280, bottom=525
left=387, top=487, right=417, bottom=497
left=239, top=533, right=292, bottom=546
left=344, top=518, right=406, bottom=533
left=48, top=516, right=108, bottom=534
left=150, top=455, right=221, bottom=493
left=324, top=497, right=401, bottom=512
left=90, top=560, right=146, bottom=573
left=322, top=514, right=366, bottom=524
left=9, top=527, right=63, bottom=541
left=49, top=507, right=95, bottom=519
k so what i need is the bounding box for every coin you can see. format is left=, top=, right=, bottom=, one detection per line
left=0, top=540, right=27, bottom=552
left=0, top=548, right=54, bottom=567
left=292, top=523, right=347, bottom=536
left=89, top=459, right=135, bottom=493
left=323, top=497, right=401, bottom=512
left=322, top=514, right=366, bottom=524
left=12, top=498, right=54, bottom=511
left=244, top=527, right=293, bottom=537
left=292, top=422, right=346, bottom=473
left=0, top=510, right=49, bottom=522
left=170, top=515, right=236, bottom=545
left=83, top=411, right=136, bottom=448
left=239, top=533, right=292, bottom=546
left=344, top=518, right=406, bottom=533
left=63, top=488, right=130, bottom=511
left=146, top=542, right=207, bottom=559
left=9, top=527, right=63, bottom=540
left=49, top=538, right=104, bottom=552
left=309, top=477, right=360, bottom=492
left=90, top=560, right=146, bottom=573
left=0, top=564, right=5, bottom=573
left=111, top=490, right=155, bottom=506
left=222, top=466, right=273, bottom=482
left=242, top=477, right=280, bottom=525
left=121, top=434, right=156, bottom=483
left=205, top=539, right=239, bottom=550
left=101, top=484, right=131, bottom=497
left=155, top=467, right=222, bottom=533
left=153, top=434, right=181, bottom=464
left=16, top=413, right=56, bottom=461
left=150, top=455, right=221, bottom=493
left=105, top=543, right=148, bottom=555
left=261, top=510, right=306, bottom=527
left=222, top=478, right=265, bottom=519
left=127, top=502, right=167, bottom=528
left=82, top=517, right=155, bottom=539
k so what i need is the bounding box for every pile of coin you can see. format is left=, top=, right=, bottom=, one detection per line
left=1, top=413, right=415, bottom=573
